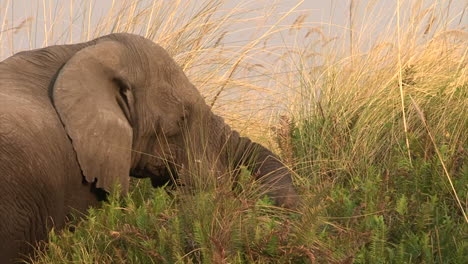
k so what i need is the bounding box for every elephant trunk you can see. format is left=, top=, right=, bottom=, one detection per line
left=225, top=129, right=299, bottom=208
left=199, top=108, right=298, bottom=208
left=145, top=102, right=299, bottom=209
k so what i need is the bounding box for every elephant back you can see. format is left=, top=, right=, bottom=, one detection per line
left=0, top=43, right=101, bottom=262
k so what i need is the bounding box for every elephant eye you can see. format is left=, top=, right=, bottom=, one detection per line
left=178, top=115, right=186, bottom=127
left=181, top=106, right=190, bottom=119
left=183, top=105, right=191, bottom=118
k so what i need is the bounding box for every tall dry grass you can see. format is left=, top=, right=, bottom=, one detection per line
left=291, top=0, right=467, bottom=217
left=1, top=0, right=466, bottom=263
left=0, top=0, right=307, bottom=144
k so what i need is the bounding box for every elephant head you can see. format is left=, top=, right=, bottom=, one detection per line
left=52, top=33, right=298, bottom=208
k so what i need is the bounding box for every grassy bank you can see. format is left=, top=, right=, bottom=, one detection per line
left=2, top=0, right=464, bottom=263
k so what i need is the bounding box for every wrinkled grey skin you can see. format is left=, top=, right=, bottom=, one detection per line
left=0, top=33, right=297, bottom=262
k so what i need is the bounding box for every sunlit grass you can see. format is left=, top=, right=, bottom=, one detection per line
left=1, top=0, right=466, bottom=263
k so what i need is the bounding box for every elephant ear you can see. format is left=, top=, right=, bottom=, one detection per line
left=52, top=40, right=133, bottom=193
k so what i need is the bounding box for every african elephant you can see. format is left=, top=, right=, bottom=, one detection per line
left=0, top=33, right=298, bottom=262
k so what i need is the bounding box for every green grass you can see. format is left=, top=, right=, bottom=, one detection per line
left=34, top=178, right=324, bottom=263
left=3, top=0, right=465, bottom=263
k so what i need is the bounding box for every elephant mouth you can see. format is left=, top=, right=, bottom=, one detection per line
left=130, top=164, right=178, bottom=188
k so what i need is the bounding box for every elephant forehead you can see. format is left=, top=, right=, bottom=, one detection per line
left=144, top=81, right=191, bottom=115
left=147, top=59, right=198, bottom=97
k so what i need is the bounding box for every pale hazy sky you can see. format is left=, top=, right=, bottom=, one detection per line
left=1, top=0, right=466, bottom=58
left=0, top=0, right=466, bottom=122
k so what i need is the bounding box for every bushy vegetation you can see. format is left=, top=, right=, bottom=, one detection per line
left=1, top=0, right=465, bottom=263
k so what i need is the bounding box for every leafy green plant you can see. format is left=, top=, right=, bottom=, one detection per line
left=14, top=0, right=466, bottom=263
